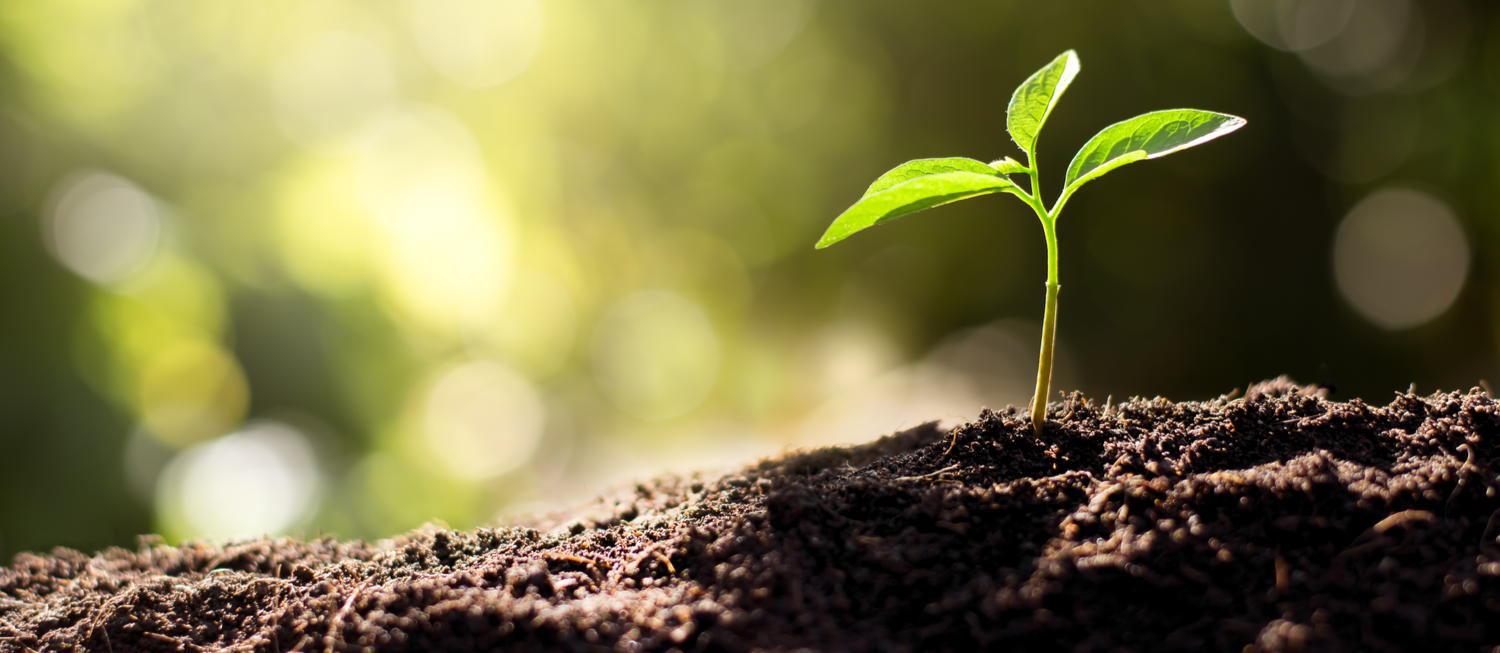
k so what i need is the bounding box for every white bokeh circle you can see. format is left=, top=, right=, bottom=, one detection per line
left=1333, top=187, right=1467, bottom=329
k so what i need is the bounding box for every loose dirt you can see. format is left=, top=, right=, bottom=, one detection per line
left=5, top=378, right=1500, bottom=652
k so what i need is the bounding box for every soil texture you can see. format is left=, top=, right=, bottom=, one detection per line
left=6, top=378, right=1500, bottom=652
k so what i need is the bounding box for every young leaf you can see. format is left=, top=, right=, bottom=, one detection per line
left=861, top=157, right=1001, bottom=197
left=1007, top=50, right=1081, bottom=155
left=989, top=157, right=1027, bottom=174
left=1063, top=109, right=1245, bottom=194
left=816, top=170, right=1021, bottom=249
left=1061, top=150, right=1147, bottom=199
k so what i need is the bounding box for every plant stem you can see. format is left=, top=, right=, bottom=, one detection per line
left=1023, top=151, right=1058, bottom=438
left=1031, top=218, right=1059, bottom=437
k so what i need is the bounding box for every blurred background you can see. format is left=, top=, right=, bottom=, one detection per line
left=0, top=0, right=1494, bottom=558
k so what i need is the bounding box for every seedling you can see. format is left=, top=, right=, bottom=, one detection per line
left=815, top=50, right=1244, bottom=437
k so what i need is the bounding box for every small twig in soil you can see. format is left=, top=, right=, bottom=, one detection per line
left=324, top=580, right=370, bottom=653
left=83, top=583, right=140, bottom=649
left=145, top=631, right=204, bottom=651
left=0, top=598, right=36, bottom=612
left=894, top=464, right=960, bottom=482
left=651, top=552, right=676, bottom=574
left=544, top=553, right=609, bottom=570
left=1055, top=397, right=1074, bottom=422
left=1481, top=379, right=1494, bottom=398
left=1446, top=444, right=1480, bottom=515
left=288, top=634, right=314, bottom=653
left=1339, top=510, right=1437, bottom=560
left=1374, top=510, right=1436, bottom=533
left=609, top=535, right=687, bottom=588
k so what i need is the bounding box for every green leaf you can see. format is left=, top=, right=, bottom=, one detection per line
left=816, top=170, right=1021, bottom=249
left=1060, top=151, right=1147, bottom=201
left=1063, top=109, right=1246, bottom=193
left=988, top=157, right=1027, bottom=174
left=1007, top=50, right=1080, bottom=155
left=861, top=158, right=1001, bottom=197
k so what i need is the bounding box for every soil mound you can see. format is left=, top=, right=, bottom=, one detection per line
left=5, top=378, right=1500, bottom=652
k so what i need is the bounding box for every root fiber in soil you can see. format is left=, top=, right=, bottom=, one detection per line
left=5, top=378, right=1500, bottom=652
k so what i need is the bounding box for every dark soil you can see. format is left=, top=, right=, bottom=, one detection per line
left=6, top=378, right=1500, bottom=653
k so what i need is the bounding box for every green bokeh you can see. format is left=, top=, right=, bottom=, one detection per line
left=1, top=0, right=1494, bottom=561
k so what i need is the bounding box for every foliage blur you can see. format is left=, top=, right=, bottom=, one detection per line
left=1, top=0, right=1495, bottom=559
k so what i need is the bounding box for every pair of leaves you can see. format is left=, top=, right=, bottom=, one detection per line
left=815, top=50, right=1245, bottom=249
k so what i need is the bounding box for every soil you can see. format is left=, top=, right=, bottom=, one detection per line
left=5, top=377, right=1500, bottom=653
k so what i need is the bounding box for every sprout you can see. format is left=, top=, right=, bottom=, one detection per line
left=815, top=50, right=1245, bottom=437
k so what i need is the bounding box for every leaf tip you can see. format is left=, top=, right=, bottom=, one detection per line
left=1061, top=49, right=1081, bottom=70
left=814, top=229, right=844, bottom=250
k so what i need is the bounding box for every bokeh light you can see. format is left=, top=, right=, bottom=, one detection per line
left=803, top=321, right=900, bottom=399
left=1295, top=0, right=1420, bottom=91
left=357, top=105, right=514, bottom=333
left=272, top=30, right=397, bottom=155
left=44, top=171, right=161, bottom=287
left=412, top=0, right=543, bottom=88
left=1333, top=188, right=1468, bottom=330
left=1231, top=0, right=1358, bottom=52
left=156, top=420, right=322, bottom=541
left=593, top=291, right=719, bottom=421
left=422, top=360, right=545, bottom=480
left=466, top=268, right=578, bottom=376
left=137, top=339, right=250, bottom=448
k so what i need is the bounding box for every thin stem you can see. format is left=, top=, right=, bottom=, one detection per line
left=1022, top=150, right=1059, bottom=437
left=1025, top=150, right=1043, bottom=217
left=1030, top=218, right=1059, bottom=437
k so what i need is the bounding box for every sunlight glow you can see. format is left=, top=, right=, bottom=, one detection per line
left=412, top=0, right=544, bottom=88
left=466, top=268, right=577, bottom=376
left=157, top=420, right=321, bottom=541
left=423, top=360, right=546, bottom=480
left=272, top=30, right=396, bottom=154
left=593, top=291, right=719, bottom=421
left=357, top=106, right=515, bottom=332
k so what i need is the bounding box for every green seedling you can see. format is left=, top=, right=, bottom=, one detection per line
left=814, top=50, right=1244, bottom=437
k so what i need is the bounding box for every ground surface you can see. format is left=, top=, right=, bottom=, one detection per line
left=5, top=378, right=1500, bottom=653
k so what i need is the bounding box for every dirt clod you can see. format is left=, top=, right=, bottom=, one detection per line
left=6, top=378, right=1500, bottom=652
